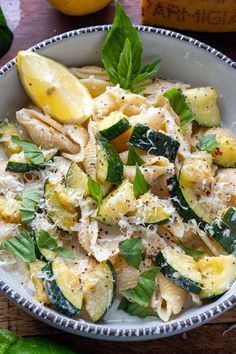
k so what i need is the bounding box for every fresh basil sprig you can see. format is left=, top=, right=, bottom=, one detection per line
left=88, top=177, right=103, bottom=206
left=12, top=135, right=44, bottom=165
left=36, top=229, right=75, bottom=260
left=198, top=134, right=219, bottom=152
left=180, top=244, right=205, bottom=258
left=20, top=188, right=43, bottom=224
left=119, top=267, right=160, bottom=307
left=0, top=230, right=36, bottom=263
left=127, top=146, right=144, bottom=166
left=133, top=165, right=149, bottom=198
left=102, top=1, right=161, bottom=91
left=118, top=298, right=158, bottom=318
left=164, top=88, right=194, bottom=127
left=119, top=237, right=142, bottom=268
left=0, top=7, right=13, bottom=58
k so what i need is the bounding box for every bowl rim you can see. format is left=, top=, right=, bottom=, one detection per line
left=0, top=24, right=236, bottom=341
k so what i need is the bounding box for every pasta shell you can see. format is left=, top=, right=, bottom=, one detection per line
left=129, top=107, right=166, bottom=131
left=123, top=164, right=174, bottom=184
left=83, top=120, right=97, bottom=179
left=71, top=66, right=109, bottom=81
left=112, top=256, right=139, bottom=290
left=62, top=124, right=88, bottom=162
left=16, top=109, right=81, bottom=154
left=80, top=78, right=113, bottom=98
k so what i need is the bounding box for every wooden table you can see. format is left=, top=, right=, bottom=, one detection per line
left=0, top=0, right=236, bottom=352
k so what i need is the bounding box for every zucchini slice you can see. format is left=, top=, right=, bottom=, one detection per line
left=128, top=124, right=180, bottom=162
left=222, top=207, right=236, bottom=235
left=83, top=260, right=116, bottom=322
left=0, top=122, right=22, bottom=156
left=30, top=260, right=50, bottom=304
left=168, top=173, right=212, bottom=229
left=96, top=138, right=123, bottom=185
left=44, top=262, right=82, bottom=317
left=183, top=87, right=221, bottom=128
left=198, top=255, right=236, bottom=299
left=44, top=179, right=78, bottom=233
left=65, top=162, right=89, bottom=202
left=156, top=247, right=203, bottom=294
left=209, top=221, right=236, bottom=254
left=99, top=112, right=131, bottom=141
left=92, top=179, right=136, bottom=225
left=135, top=193, right=170, bottom=225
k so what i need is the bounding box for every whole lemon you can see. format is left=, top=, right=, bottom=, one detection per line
left=47, top=0, right=111, bottom=16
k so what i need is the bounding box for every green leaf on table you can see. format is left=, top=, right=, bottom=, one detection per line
left=133, top=165, right=149, bottom=198
left=102, top=1, right=161, bottom=91
left=118, top=298, right=158, bottom=318
left=0, top=7, right=13, bottom=58
left=119, top=237, right=142, bottom=268
left=11, top=135, right=44, bottom=165
left=0, top=230, right=36, bottom=263
left=180, top=244, right=205, bottom=258
left=198, top=134, right=219, bottom=152
left=127, top=146, right=144, bottom=166
left=119, top=267, right=160, bottom=307
left=88, top=177, right=103, bottom=206
left=36, top=229, right=75, bottom=260
left=164, top=88, right=194, bottom=127
left=20, top=188, right=43, bottom=224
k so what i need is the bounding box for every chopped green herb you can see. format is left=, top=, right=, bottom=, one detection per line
left=127, top=146, right=145, bottom=166
left=133, top=165, right=149, bottom=198
left=118, top=298, right=158, bottom=318
left=20, top=188, right=42, bottom=224
left=11, top=135, right=44, bottom=165
left=87, top=177, right=103, bottom=206
left=198, top=134, right=219, bottom=152
left=164, top=88, right=194, bottom=127
left=119, top=237, right=142, bottom=268
left=180, top=244, right=205, bottom=258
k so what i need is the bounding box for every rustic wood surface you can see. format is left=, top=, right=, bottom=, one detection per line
left=0, top=0, right=236, bottom=352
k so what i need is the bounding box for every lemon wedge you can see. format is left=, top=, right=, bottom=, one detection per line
left=17, top=51, right=93, bottom=124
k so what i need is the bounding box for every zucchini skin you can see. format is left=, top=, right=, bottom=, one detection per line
left=222, top=207, right=236, bottom=235
left=97, top=138, right=123, bottom=185
left=100, top=118, right=131, bottom=141
left=168, top=174, right=207, bottom=230
left=128, top=124, right=180, bottom=162
left=156, top=251, right=202, bottom=294
left=6, top=162, right=42, bottom=173
left=43, top=263, right=79, bottom=317
left=210, top=222, right=236, bottom=254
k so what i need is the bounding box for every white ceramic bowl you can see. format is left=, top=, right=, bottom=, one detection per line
left=0, top=25, right=236, bottom=341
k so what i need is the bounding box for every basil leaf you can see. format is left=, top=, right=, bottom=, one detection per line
left=133, top=165, right=149, bottom=198
left=127, top=146, right=144, bottom=166
left=164, top=88, right=194, bottom=127
left=118, top=298, right=158, bottom=318
left=102, top=1, right=142, bottom=84
left=0, top=230, right=36, bottom=263
left=118, top=38, right=133, bottom=90
left=180, top=244, right=205, bottom=258
left=119, top=237, right=142, bottom=268
left=198, top=134, right=219, bottom=152
left=20, top=188, right=42, bottom=224
left=11, top=135, right=44, bottom=165
left=36, top=229, right=75, bottom=260
left=119, top=267, right=160, bottom=307
left=88, top=177, right=102, bottom=206
left=132, top=59, right=162, bottom=87
left=0, top=7, right=13, bottom=58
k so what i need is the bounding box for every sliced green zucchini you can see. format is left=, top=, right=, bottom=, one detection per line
left=44, top=179, right=78, bottom=233
left=30, top=260, right=50, bottom=304
left=83, top=260, right=116, bottom=322
left=0, top=122, right=22, bottom=156
left=96, top=138, right=123, bottom=185
left=99, top=112, right=131, bottom=141
left=209, top=221, right=236, bottom=254
left=135, top=193, right=170, bottom=225
left=183, top=87, right=221, bottom=127
left=198, top=255, right=236, bottom=299
left=128, top=124, right=180, bottom=162
left=92, top=179, right=136, bottom=225
left=222, top=207, right=236, bottom=235
left=43, top=262, right=81, bottom=317
left=65, top=162, right=89, bottom=205
left=168, top=173, right=212, bottom=229
left=156, top=247, right=203, bottom=294
left=6, top=149, right=57, bottom=173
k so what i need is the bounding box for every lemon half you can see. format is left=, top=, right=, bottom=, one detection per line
left=17, top=51, right=93, bottom=124
left=48, top=0, right=111, bottom=16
